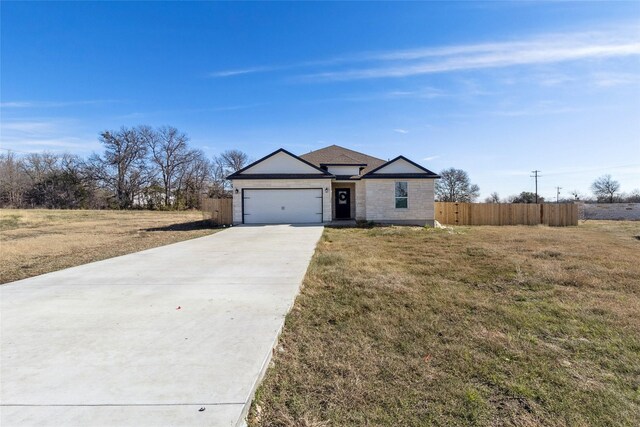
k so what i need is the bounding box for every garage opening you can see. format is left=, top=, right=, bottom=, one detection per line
left=243, top=189, right=323, bottom=224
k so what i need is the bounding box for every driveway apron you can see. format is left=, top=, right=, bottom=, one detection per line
left=0, top=224, right=324, bottom=426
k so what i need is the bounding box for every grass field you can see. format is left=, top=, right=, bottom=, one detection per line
left=250, top=221, right=640, bottom=426
left=0, top=209, right=218, bottom=284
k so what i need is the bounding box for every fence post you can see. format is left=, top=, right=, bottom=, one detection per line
left=454, top=202, right=459, bottom=225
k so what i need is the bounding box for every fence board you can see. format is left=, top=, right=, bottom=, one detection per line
left=201, top=198, right=233, bottom=225
left=435, top=202, right=577, bottom=227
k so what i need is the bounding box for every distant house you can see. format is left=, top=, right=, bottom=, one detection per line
left=227, top=145, right=440, bottom=225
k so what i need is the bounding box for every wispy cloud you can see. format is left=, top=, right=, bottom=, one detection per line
left=307, top=46, right=640, bottom=81
left=1, top=101, right=38, bottom=108
left=536, top=73, right=577, bottom=87
left=387, top=87, right=446, bottom=99
left=1, top=121, right=58, bottom=133
left=393, top=128, right=409, bottom=134
left=296, top=26, right=640, bottom=81
left=204, top=25, right=640, bottom=85
left=510, top=70, right=640, bottom=88
left=487, top=106, right=583, bottom=117
left=113, top=103, right=266, bottom=120
left=208, top=66, right=274, bottom=78
left=422, top=155, right=440, bottom=161
left=0, top=100, right=119, bottom=109
left=1, top=136, right=97, bottom=152
left=541, top=163, right=640, bottom=177
left=590, top=71, right=640, bottom=87
left=0, top=119, right=99, bottom=153
left=211, top=103, right=266, bottom=112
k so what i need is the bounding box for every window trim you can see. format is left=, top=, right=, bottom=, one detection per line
left=395, top=181, right=408, bottom=209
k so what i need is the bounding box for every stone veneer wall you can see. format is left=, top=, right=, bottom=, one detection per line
left=231, top=178, right=333, bottom=224
left=355, top=180, right=366, bottom=220
left=364, top=178, right=435, bottom=225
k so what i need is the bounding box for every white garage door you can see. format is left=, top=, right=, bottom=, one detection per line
left=243, top=189, right=323, bottom=224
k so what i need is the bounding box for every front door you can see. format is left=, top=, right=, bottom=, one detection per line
left=334, top=188, right=351, bottom=219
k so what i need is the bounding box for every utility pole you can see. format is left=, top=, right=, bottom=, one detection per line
left=556, top=186, right=562, bottom=203
left=530, top=170, right=541, bottom=203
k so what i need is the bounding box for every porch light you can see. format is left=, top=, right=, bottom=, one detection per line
left=235, top=188, right=239, bottom=194
left=325, top=187, right=329, bottom=193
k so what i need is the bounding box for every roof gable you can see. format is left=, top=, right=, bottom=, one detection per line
left=227, top=148, right=332, bottom=179
left=363, top=156, right=440, bottom=179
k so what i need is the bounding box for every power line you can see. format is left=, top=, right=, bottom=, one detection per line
left=542, top=163, right=640, bottom=176
left=530, top=170, right=541, bottom=204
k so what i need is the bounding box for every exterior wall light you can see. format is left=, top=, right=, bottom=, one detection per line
left=235, top=188, right=239, bottom=194
left=325, top=187, right=329, bottom=193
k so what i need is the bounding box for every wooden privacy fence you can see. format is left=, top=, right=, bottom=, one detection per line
left=435, top=202, right=578, bottom=227
left=201, top=198, right=233, bottom=225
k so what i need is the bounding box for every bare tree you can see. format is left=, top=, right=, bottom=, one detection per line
left=209, top=156, right=229, bottom=198
left=0, top=151, right=29, bottom=207
left=435, top=168, right=480, bottom=202
left=25, top=167, right=88, bottom=209
left=176, top=150, right=212, bottom=209
left=20, top=152, right=60, bottom=183
left=484, top=192, right=500, bottom=203
left=140, top=126, right=194, bottom=208
left=508, top=191, right=545, bottom=204
left=19, top=152, right=63, bottom=207
left=211, top=149, right=249, bottom=197
left=624, top=189, right=640, bottom=203
left=218, top=149, right=248, bottom=173
left=87, top=127, right=148, bottom=208
left=1, top=127, right=251, bottom=210
left=591, top=174, right=620, bottom=203
left=623, top=189, right=640, bottom=202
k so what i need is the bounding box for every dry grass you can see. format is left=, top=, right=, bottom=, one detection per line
left=0, top=209, right=218, bottom=284
left=250, top=221, right=640, bottom=426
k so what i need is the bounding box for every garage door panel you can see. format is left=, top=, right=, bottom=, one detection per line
left=243, top=189, right=323, bottom=224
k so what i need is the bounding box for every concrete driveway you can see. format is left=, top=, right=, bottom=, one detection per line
left=0, top=225, right=323, bottom=426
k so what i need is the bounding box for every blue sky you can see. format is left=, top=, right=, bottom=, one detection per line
left=1, top=1, right=639, bottom=200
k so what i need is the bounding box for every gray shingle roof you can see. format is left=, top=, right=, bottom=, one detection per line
left=299, top=145, right=386, bottom=175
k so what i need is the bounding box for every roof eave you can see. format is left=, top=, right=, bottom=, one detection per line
left=228, top=173, right=335, bottom=180
left=361, top=155, right=439, bottom=177
left=320, top=162, right=367, bottom=167
left=225, top=147, right=333, bottom=180
left=362, top=173, right=440, bottom=179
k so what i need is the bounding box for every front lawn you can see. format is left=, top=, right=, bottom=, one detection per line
left=0, top=209, right=218, bottom=284
left=250, top=221, right=640, bottom=426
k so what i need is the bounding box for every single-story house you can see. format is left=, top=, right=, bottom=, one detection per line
left=227, top=145, right=440, bottom=225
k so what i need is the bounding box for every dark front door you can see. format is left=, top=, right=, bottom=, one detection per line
left=335, top=188, right=351, bottom=219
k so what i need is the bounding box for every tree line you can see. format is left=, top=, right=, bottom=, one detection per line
left=0, top=126, right=249, bottom=210
left=435, top=168, right=639, bottom=204
left=2, top=140, right=636, bottom=209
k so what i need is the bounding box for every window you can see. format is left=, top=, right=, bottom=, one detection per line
left=395, top=181, right=408, bottom=208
